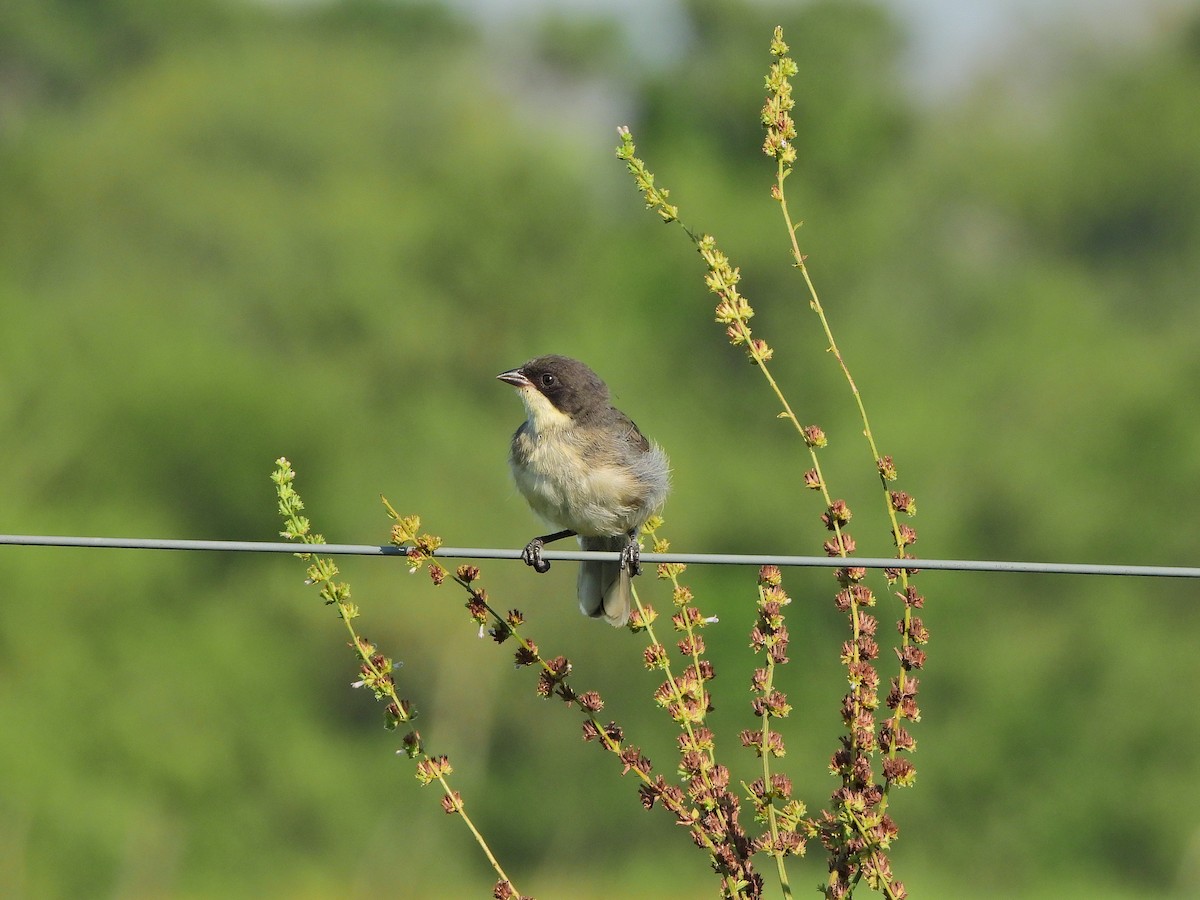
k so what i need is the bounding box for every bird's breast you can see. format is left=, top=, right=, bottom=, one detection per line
left=510, top=425, right=646, bottom=537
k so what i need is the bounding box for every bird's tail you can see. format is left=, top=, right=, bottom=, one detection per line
left=577, top=534, right=632, bottom=627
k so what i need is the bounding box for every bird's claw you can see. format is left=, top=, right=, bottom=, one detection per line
left=620, top=538, right=641, bottom=577
left=522, top=539, right=552, bottom=574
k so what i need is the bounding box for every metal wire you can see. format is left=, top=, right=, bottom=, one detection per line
left=1, top=533, right=1198, bottom=578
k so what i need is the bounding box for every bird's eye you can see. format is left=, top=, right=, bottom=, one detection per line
left=540, top=373, right=556, bottom=387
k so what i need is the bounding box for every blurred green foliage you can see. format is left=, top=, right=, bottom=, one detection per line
left=2, top=1, right=1200, bottom=897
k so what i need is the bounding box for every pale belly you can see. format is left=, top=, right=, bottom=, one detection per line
left=511, top=442, right=645, bottom=537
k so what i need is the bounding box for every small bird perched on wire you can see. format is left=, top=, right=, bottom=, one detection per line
left=497, top=355, right=670, bottom=627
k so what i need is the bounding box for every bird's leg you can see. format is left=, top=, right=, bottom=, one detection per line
left=521, top=529, right=576, bottom=574
left=620, top=527, right=642, bottom=577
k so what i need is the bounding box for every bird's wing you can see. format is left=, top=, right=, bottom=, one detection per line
left=621, top=415, right=651, bottom=453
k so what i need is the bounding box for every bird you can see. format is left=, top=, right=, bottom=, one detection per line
left=497, top=355, right=670, bottom=627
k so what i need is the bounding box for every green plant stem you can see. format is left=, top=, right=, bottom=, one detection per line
left=755, top=588, right=793, bottom=899
left=774, top=161, right=917, bottom=816
left=629, top=583, right=737, bottom=835
left=776, top=162, right=908, bottom=559
left=646, top=551, right=717, bottom=769
left=458, top=576, right=746, bottom=897
left=317, top=559, right=519, bottom=891
left=434, top=772, right=514, bottom=885
left=278, top=472, right=520, bottom=893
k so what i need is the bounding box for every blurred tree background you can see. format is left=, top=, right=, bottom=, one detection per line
left=2, top=0, right=1199, bottom=897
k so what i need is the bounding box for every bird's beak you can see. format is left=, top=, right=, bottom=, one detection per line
left=497, top=368, right=531, bottom=388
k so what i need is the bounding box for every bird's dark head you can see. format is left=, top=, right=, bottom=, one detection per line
left=497, top=355, right=609, bottom=426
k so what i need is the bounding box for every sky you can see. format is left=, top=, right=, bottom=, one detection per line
left=444, top=0, right=1195, bottom=99
left=897, top=0, right=1192, bottom=96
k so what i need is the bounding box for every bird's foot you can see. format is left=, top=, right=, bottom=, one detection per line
left=620, top=535, right=642, bottom=577
left=521, top=538, right=552, bottom=573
